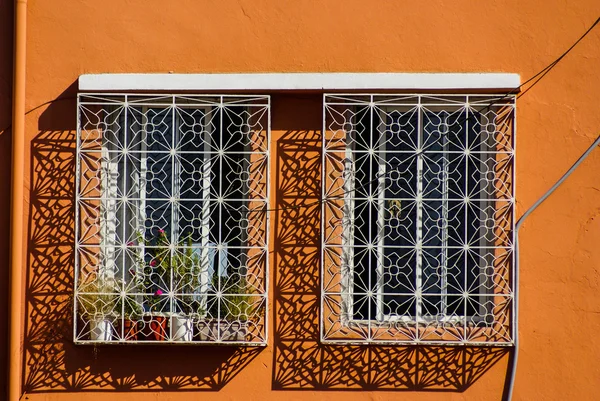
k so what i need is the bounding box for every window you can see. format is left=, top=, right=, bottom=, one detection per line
left=322, top=94, right=514, bottom=344
left=75, top=94, right=269, bottom=344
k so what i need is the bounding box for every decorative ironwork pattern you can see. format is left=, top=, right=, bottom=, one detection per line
left=75, top=94, right=269, bottom=345
left=322, top=94, right=515, bottom=345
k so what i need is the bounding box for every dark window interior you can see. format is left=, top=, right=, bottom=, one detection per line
left=351, top=106, right=488, bottom=320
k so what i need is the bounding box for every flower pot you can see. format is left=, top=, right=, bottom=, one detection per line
left=123, top=319, right=140, bottom=341
left=90, top=318, right=113, bottom=341
left=141, top=315, right=168, bottom=341
left=195, top=319, right=248, bottom=342
left=172, top=315, right=194, bottom=341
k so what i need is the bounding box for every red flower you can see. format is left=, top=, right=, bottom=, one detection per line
left=128, top=268, right=136, bottom=276
left=126, top=241, right=134, bottom=246
left=150, top=260, right=157, bottom=267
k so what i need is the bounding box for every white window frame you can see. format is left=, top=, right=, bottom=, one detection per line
left=322, top=93, right=515, bottom=345
left=75, top=94, right=270, bottom=345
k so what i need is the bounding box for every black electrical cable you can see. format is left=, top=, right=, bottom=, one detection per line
left=517, top=17, right=600, bottom=100
left=254, top=15, right=600, bottom=214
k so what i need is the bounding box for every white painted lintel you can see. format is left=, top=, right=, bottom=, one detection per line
left=79, top=73, right=520, bottom=91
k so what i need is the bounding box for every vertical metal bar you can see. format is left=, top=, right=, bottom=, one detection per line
left=264, top=97, right=271, bottom=345
left=218, top=96, right=223, bottom=341
left=464, top=99, right=470, bottom=335
left=74, top=95, right=82, bottom=342
left=138, top=105, right=148, bottom=334
left=121, top=97, right=129, bottom=340
left=320, top=93, right=326, bottom=342
left=415, top=96, right=423, bottom=334
left=376, top=102, right=385, bottom=323
left=510, top=97, right=517, bottom=344
left=169, top=96, right=176, bottom=341
left=367, top=95, right=375, bottom=339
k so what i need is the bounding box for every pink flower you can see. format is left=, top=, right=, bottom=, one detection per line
left=155, top=289, right=163, bottom=296
left=158, top=229, right=165, bottom=234
left=150, top=260, right=157, bottom=267
left=126, top=241, right=134, bottom=246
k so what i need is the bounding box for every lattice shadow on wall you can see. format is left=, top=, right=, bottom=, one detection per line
left=272, top=128, right=511, bottom=391
left=22, top=127, right=261, bottom=394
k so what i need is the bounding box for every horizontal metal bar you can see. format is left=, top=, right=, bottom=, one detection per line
left=323, top=197, right=513, bottom=202
left=323, top=245, right=513, bottom=249
left=326, top=292, right=511, bottom=297
left=79, top=92, right=271, bottom=99
left=319, top=339, right=514, bottom=346
left=74, top=340, right=268, bottom=346
left=77, top=150, right=269, bottom=155
left=325, top=102, right=516, bottom=107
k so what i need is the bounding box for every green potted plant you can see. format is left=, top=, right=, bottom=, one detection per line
left=197, top=273, right=255, bottom=342
left=77, top=276, right=120, bottom=341
left=140, top=229, right=171, bottom=341
left=171, top=236, right=203, bottom=341
left=116, top=293, right=144, bottom=341
left=141, top=292, right=169, bottom=341
left=220, top=275, right=254, bottom=342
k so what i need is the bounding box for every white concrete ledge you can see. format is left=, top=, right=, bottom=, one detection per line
left=79, top=73, right=520, bottom=91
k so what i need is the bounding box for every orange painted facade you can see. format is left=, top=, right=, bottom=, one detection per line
left=2, top=1, right=600, bottom=400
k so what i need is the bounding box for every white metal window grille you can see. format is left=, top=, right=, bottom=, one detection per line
left=322, top=94, right=515, bottom=345
left=75, top=94, right=269, bottom=345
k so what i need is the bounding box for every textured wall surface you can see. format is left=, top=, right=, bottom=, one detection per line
left=4, top=1, right=600, bottom=400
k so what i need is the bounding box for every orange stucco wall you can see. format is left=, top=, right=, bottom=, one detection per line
left=3, top=0, right=600, bottom=400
